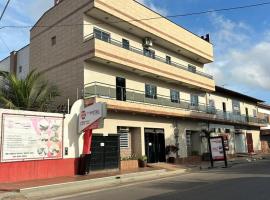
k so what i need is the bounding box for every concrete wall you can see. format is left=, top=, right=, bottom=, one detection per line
left=16, top=45, right=30, bottom=80
left=30, top=0, right=92, bottom=104
left=0, top=57, right=10, bottom=73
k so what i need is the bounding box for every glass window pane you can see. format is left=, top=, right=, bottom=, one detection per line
left=191, top=94, right=199, bottom=106
left=188, top=65, right=196, bottom=73
left=145, top=84, right=157, bottom=99
left=122, top=39, right=130, bottom=49
left=170, top=89, right=180, bottom=103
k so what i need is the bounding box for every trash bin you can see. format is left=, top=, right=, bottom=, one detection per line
left=78, top=154, right=91, bottom=175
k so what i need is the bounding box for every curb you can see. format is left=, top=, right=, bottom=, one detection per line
left=18, top=169, right=186, bottom=199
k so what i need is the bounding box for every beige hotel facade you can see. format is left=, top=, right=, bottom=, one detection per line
left=30, top=0, right=267, bottom=164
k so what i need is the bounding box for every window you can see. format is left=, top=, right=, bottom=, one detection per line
left=188, top=65, right=196, bottom=73
left=190, top=94, right=199, bottom=106
left=143, top=48, right=155, bottom=59
left=253, top=109, right=257, bottom=117
left=94, top=28, right=110, bottom=42
left=18, top=66, right=22, bottom=73
left=232, top=100, right=241, bottom=115
left=170, top=89, right=180, bottom=103
left=209, top=99, right=215, bottom=108
left=145, top=84, right=157, bottom=99
left=120, top=133, right=129, bottom=148
left=51, top=36, right=56, bottom=46
left=166, top=56, right=171, bottom=64
left=208, top=99, right=216, bottom=113
left=122, top=39, right=130, bottom=50
left=222, top=102, right=227, bottom=112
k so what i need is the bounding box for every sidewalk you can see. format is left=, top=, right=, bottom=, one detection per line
left=0, top=167, right=159, bottom=192
left=0, top=167, right=186, bottom=200
left=1, top=155, right=269, bottom=200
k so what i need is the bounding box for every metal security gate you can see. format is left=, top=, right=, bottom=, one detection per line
left=90, top=134, right=120, bottom=171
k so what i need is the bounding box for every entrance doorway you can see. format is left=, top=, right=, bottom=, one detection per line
left=144, top=128, right=166, bottom=163
left=186, top=130, right=201, bottom=156
left=116, top=77, right=126, bottom=101
left=246, top=133, right=254, bottom=153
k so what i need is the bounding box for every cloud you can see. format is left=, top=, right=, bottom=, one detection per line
left=205, top=13, right=270, bottom=93
left=137, top=0, right=168, bottom=16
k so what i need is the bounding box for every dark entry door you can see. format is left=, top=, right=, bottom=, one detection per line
left=145, top=129, right=166, bottom=163
left=116, top=77, right=126, bottom=101
left=246, top=133, right=254, bottom=153
left=90, top=134, right=120, bottom=171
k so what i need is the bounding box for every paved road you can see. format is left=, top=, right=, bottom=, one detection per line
left=51, top=160, right=270, bottom=200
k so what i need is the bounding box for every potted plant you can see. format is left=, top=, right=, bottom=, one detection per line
left=165, top=145, right=179, bottom=163
left=138, top=155, right=147, bottom=168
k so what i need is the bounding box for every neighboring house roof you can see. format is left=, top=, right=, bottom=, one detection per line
left=215, top=86, right=264, bottom=103
left=258, top=102, right=270, bottom=109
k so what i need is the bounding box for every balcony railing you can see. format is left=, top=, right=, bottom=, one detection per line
left=84, top=82, right=267, bottom=125
left=84, top=33, right=213, bottom=80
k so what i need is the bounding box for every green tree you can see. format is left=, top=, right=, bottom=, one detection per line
left=0, top=70, right=60, bottom=111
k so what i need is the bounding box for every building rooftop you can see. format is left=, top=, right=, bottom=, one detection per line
left=215, top=86, right=264, bottom=103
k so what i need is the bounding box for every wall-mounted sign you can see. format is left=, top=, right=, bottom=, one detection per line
left=78, top=102, right=107, bottom=132
left=1, top=114, right=63, bottom=162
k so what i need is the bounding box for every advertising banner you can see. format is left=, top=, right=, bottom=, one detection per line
left=1, top=114, right=63, bottom=162
left=209, top=137, right=225, bottom=161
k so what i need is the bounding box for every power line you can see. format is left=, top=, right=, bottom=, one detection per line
left=0, top=1, right=270, bottom=30
left=0, top=0, right=11, bottom=21
left=0, top=35, right=10, bottom=51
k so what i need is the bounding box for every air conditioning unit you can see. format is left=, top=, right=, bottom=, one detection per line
left=143, top=37, right=153, bottom=48
left=117, top=126, right=130, bottom=133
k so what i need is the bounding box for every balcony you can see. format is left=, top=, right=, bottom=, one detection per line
left=84, top=33, right=215, bottom=92
left=87, top=0, right=214, bottom=63
left=84, top=82, right=267, bottom=127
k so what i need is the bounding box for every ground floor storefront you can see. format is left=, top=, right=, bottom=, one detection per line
left=0, top=102, right=263, bottom=183
left=92, top=112, right=262, bottom=165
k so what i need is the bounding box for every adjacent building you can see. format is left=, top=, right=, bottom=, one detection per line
left=0, top=45, right=30, bottom=80
left=258, top=103, right=270, bottom=153
left=29, top=0, right=267, bottom=168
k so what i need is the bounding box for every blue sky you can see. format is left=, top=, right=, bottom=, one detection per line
left=1, top=0, right=270, bottom=102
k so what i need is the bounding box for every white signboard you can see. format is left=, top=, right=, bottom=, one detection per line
left=209, top=137, right=225, bottom=161
left=1, top=114, right=63, bottom=162
left=78, top=102, right=107, bottom=132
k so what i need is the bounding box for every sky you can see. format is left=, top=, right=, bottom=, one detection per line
left=0, top=0, right=270, bottom=102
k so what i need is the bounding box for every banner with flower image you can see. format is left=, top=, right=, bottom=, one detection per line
left=1, top=114, right=63, bottom=162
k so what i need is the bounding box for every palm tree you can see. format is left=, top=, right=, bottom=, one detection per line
left=0, top=70, right=60, bottom=111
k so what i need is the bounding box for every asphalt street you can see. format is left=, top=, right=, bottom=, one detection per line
left=50, top=160, right=270, bottom=200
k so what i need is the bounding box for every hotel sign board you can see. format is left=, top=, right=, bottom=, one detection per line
left=78, top=102, right=107, bottom=132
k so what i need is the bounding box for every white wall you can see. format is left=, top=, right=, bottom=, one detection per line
left=16, top=45, right=30, bottom=80
left=0, top=57, right=10, bottom=73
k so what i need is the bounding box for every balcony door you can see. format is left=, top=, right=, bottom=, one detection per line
left=116, top=77, right=126, bottom=101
